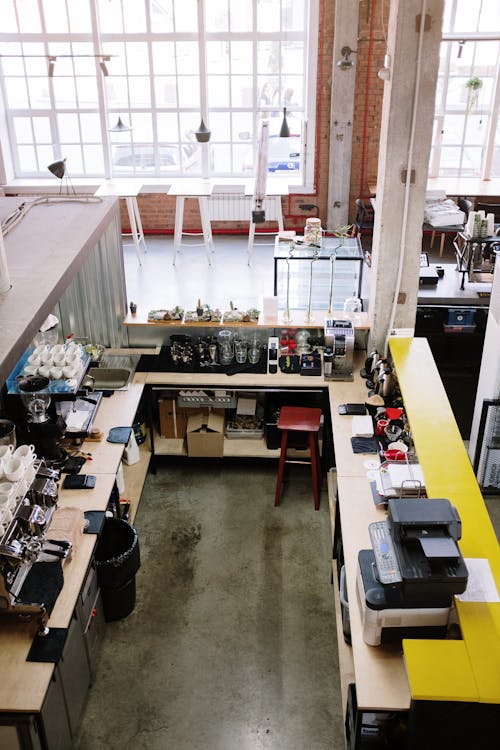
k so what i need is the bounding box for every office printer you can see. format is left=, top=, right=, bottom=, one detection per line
left=357, top=498, right=468, bottom=645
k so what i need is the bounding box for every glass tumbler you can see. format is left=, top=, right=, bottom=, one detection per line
left=234, top=339, right=248, bottom=364
left=248, top=337, right=262, bottom=365
left=218, top=329, right=234, bottom=365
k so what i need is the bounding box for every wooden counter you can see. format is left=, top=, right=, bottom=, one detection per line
left=0, top=379, right=146, bottom=715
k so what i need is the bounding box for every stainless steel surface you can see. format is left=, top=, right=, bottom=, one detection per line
left=0, top=197, right=120, bottom=387
left=88, top=367, right=132, bottom=390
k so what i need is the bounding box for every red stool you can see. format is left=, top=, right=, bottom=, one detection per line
left=274, top=405, right=322, bottom=510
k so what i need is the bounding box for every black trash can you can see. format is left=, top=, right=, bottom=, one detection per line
left=95, top=517, right=141, bottom=622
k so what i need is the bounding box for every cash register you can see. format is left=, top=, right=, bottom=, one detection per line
left=357, top=498, right=468, bottom=645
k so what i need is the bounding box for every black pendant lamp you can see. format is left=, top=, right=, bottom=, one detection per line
left=109, top=117, right=132, bottom=132
left=194, top=119, right=211, bottom=143
left=279, top=107, right=290, bottom=138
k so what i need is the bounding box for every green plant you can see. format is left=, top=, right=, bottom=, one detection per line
left=465, top=76, right=483, bottom=90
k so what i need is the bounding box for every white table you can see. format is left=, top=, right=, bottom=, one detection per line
left=167, top=180, right=214, bottom=265
left=95, top=180, right=147, bottom=263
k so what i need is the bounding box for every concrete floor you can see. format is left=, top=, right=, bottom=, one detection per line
left=75, top=459, right=344, bottom=750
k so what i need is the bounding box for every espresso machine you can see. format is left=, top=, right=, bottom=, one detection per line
left=17, top=375, right=67, bottom=461
left=0, top=460, right=71, bottom=635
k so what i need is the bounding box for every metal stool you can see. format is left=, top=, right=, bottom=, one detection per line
left=274, top=406, right=322, bottom=510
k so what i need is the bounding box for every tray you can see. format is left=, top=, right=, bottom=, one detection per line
left=6, top=348, right=91, bottom=395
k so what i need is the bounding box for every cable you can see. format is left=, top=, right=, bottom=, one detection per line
left=1, top=196, right=103, bottom=238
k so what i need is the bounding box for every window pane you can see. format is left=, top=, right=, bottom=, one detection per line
left=149, top=0, right=174, bottom=32
left=130, top=113, right=154, bottom=141
left=229, top=0, right=252, bottom=31
left=231, top=76, right=254, bottom=107
left=155, top=77, right=178, bottom=107
left=176, top=43, right=200, bottom=75
left=37, top=144, right=56, bottom=170
left=17, top=0, right=41, bottom=32
left=230, top=42, right=253, bottom=74
left=465, top=115, right=489, bottom=146
left=5, top=78, right=29, bottom=108
left=67, top=1, right=91, bottom=32
left=80, top=114, right=102, bottom=142
left=257, top=0, right=280, bottom=31
left=98, top=0, right=123, bottom=32
left=208, top=76, right=230, bottom=107
left=173, top=0, right=198, bottom=32
left=129, top=77, right=151, bottom=107
left=282, top=42, right=304, bottom=75
left=158, top=144, right=181, bottom=172
left=123, top=0, right=147, bottom=32
left=13, top=117, right=33, bottom=143
left=32, top=117, right=52, bottom=142
left=207, top=42, right=230, bottom=75
left=18, top=144, right=37, bottom=171
left=209, top=112, right=231, bottom=140
left=58, top=114, right=80, bottom=142
left=42, top=0, right=68, bottom=33
left=27, top=78, right=50, bottom=109
left=0, top=44, right=23, bottom=76
left=83, top=145, right=106, bottom=173
left=22, top=43, right=46, bottom=77
left=442, top=114, right=465, bottom=144
left=75, top=78, right=99, bottom=108
left=232, top=112, right=254, bottom=141
left=212, top=143, right=232, bottom=173
left=106, top=77, right=130, bottom=109
left=178, top=76, right=200, bottom=107
left=258, top=42, right=282, bottom=75
left=206, top=0, right=229, bottom=32
left=53, top=78, right=77, bottom=108
left=157, top=113, right=180, bottom=142
left=152, top=43, right=176, bottom=75
left=283, top=0, right=305, bottom=31
left=124, top=43, right=150, bottom=76
left=60, top=145, right=84, bottom=173
left=2, top=1, right=18, bottom=32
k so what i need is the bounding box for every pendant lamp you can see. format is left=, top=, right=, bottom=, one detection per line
left=279, top=107, right=290, bottom=138
left=194, top=119, right=211, bottom=143
left=48, top=159, right=66, bottom=179
left=109, top=117, right=132, bottom=132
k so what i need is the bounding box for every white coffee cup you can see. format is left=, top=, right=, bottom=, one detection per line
left=38, top=365, right=51, bottom=379
left=0, top=445, right=14, bottom=461
left=51, top=344, right=65, bottom=355
left=24, top=364, right=39, bottom=376
left=50, top=366, right=63, bottom=380
left=65, top=350, right=81, bottom=365
left=0, top=506, right=13, bottom=527
left=0, top=481, right=15, bottom=502
left=13, top=444, right=36, bottom=467
left=33, top=344, right=49, bottom=357
left=62, top=365, right=78, bottom=379
left=28, top=354, right=42, bottom=367
left=40, top=350, right=54, bottom=365
left=52, top=352, right=66, bottom=366
left=3, top=456, right=24, bottom=483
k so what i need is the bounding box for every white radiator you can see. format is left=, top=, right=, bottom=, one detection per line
left=208, top=191, right=283, bottom=224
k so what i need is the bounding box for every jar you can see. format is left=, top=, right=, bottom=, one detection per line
left=304, top=217, right=322, bottom=246
left=218, top=329, right=234, bottom=365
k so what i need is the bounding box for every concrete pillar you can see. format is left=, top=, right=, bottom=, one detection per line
left=327, top=0, right=360, bottom=230
left=368, top=0, right=444, bottom=355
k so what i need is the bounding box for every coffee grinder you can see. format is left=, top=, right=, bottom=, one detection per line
left=17, top=376, right=66, bottom=461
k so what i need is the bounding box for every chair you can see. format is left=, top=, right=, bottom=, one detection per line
left=353, top=198, right=374, bottom=237
left=429, top=198, right=468, bottom=257
left=274, top=406, right=322, bottom=510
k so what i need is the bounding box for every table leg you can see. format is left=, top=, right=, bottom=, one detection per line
left=173, top=196, right=185, bottom=265
left=247, top=221, right=256, bottom=265
left=125, top=197, right=142, bottom=265
left=132, top=197, right=147, bottom=253
left=198, top=197, right=213, bottom=265
left=439, top=232, right=446, bottom=257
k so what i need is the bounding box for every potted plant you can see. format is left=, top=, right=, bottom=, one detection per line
left=465, top=76, right=483, bottom=112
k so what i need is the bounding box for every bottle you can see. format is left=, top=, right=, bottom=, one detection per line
left=304, top=217, right=322, bottom=246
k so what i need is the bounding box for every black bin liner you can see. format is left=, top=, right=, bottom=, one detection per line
left=95, top=517, right=141, bottom=621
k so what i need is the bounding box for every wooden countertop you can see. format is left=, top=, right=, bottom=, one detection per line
left=0, top=380, right=145, bottom=714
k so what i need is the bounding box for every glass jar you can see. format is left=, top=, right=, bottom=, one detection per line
left=304, top=217, right=322, bottom=246
left=218, top=329, right=234, bottom=365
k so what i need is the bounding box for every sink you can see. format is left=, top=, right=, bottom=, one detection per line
left=88, top=367, right=132, bottom=391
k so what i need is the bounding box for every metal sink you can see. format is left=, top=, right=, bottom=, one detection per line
left=88, top=367, right=132, bottom=391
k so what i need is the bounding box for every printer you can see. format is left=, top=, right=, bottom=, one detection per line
left=357, top=498, right=468, bottom=645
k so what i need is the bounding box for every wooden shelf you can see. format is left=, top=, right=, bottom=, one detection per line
left=124, top=310, right=369, bottom=330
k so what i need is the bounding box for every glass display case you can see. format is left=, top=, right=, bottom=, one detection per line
left=273, top=236, right=364, bottom=311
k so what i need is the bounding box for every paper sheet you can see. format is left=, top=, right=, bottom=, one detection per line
left=456, top=558, right=500, bottom=603
left=64, top=409, right=89, bottom=431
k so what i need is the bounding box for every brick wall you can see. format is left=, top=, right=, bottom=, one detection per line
left=116, top=0, right=385, bottom=235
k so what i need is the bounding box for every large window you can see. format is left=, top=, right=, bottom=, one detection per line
left=430, top=0, right=500, bottom=178
left=0, top=0, right=318, bottom=185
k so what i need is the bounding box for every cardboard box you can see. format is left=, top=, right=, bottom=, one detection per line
left=186, top=411, right=225, bottom=457
left=158, top=398, right=188, bottom=439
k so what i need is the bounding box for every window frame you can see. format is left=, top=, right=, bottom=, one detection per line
left=0, top=0, right=319, bottom=190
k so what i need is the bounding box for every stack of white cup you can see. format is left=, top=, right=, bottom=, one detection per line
left=24, top=343, right=83, bottom=382
left=0, top=444, right=37, bottom=537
